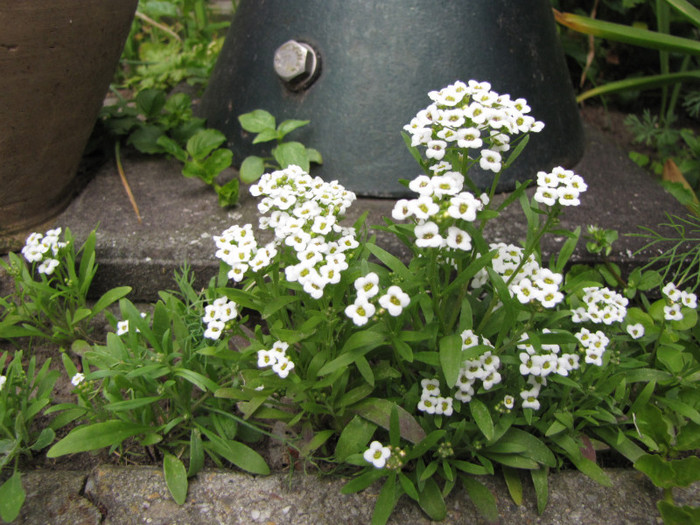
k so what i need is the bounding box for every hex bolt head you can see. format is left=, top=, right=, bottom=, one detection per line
left=273, top=39, right=319, bottom=87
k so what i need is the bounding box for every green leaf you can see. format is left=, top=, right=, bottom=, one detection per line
left=47, top=421, right=149, bottom=457
left=633, top=454, right=675, bottom=489
left=352, top=398, right=426, bottom=444
left=201, top=148, right=233, bottom=177
left=0, top=471, right=25, bottom=523
left=238, top=109, right=276, bottom=133
left=216, top=178, right=239, bottom=208
left=128, top=124, right=166, bottom=154
left=335, top=416, right=377, bottom=462
left=365, top=244, right=413, bottom=282
left=502, top=466, right=523, bottom=506
left=530, top=467, right=549, bottom=515
left=371, top=474, right=398, bottom=525
left=135, top=89, right=167, bottom=118
left=306, top=147, right=323, bottom=164
left=439, top=334, right=462, bottom=388
left=173, top=368, right=220, bottom=392
left=658, top=501, right=700, bottom=525
left=499, top=428, right=557, bottom=467
left=201, top=430, right=269, bottom=475
left=462, top=475, right=499, bottom=522
left=157, top=135, right=188, bottom=162
left=554, top=11, right=700, bottom=55
left=92, top=286, right=132, bottom=316
left=277, top=119, right=310, bottom=138
left=186, top=129, right=227, bottom=160
left=30, top=427, right=55, bottom=452
left=470, top=398, right=494, bottom=441
left=418, top=477, right=446, bottom=521
left=341, top=469, right=385, bottom=494
left=105, top=396, right=163, bottom=412
left=239, top=155, right=265, bottom=184
left=163, top=453, right=188, bottom=505
left=272, top=141, right=309, bottom=171
left=262, top=295, right=300, bottom=319
left=251, top=128, right=279, bottom=144
left=551, top=435, right=612, bottom=486
left=188, top=429, right=205, bottom=477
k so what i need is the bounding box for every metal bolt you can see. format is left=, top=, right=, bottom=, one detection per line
left=273, top=39, right=319, bottom=88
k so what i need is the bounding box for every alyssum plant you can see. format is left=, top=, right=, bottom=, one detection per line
left=46, top=80, right=700, bottom=523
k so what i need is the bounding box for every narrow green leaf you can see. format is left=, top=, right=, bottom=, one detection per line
left=0, top=471, right=25, bottom=523
left=530, top=467, right=549, bottom=515
left=462, top=475, right=499, bottom=522
left=47, top=421, right=149, bottom=457
left=418, top=477, right=446, bottom=521
left=201, top=430, right=269, bottom=475
left=371, top=474, right=398, bottom=525
left=502, top=466, right=523, bottom=506
left=470, top=398, right=494, bottom=441
left=341, top=469, right=385, bottom=494
left=188, top=429, right=205, bottom=477
left=163, top=453, right=188, bottom=505
left=551, top=435, right=612, bottom=486
left=365, top=244, right=413, bottom=282
left=439, top=334, right=462, bottom=388
left=554, top=11, right=700, bottom=55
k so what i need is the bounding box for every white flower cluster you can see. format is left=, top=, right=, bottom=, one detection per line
left=518, top=330, right=581, bottom=410
left=454, top=330, right=501, bottom=402
left=247, top=165, right=358, bottom=299
left=344, top=272, right=410, bottom=326
left=534, top=167, right=587, bottom=207
left=417, top=378, right=454, bottom=416
left=472, top=243, right=564, bottom=308
left=403, top=80, right=544, bottom=173
left=661, top=282, right=697, bottom=321
left=213, top=224, right=278, bottom=282
left=575, top=328, right=609, bottom=367
left=0, top=375, right=6, bottom=392
left=202, top=297, right=238, bottom=340
left=115, top=312, right=147, bottom=336
left=391, top=170, right=488, bottom=251
left=571, top=287, right=628, bottom=325
left=21, top=227, right=67, bottom=275
left=257, top=341, right=295, bottom=379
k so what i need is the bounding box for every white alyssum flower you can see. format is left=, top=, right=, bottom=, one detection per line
left=71, top=373, right=85, bottom=386
left=354, top=272, right=380, bottom=299
left=364, top=441, right=392, bottom=468
left=378, top=286, right=411, bottom=316
left=116, top=320, right=130, bottom=336
left=626, top=323, right=645, bottom=339
left=0, top=375, right=6, bottom=392
left=345, top=298, right=376, bottom=326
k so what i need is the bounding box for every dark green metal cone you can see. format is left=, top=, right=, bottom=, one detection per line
left=200, top=0, right=584, bottom=197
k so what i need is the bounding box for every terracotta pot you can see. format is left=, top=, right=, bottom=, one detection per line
left=0, top=0, right=138, bottom=235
